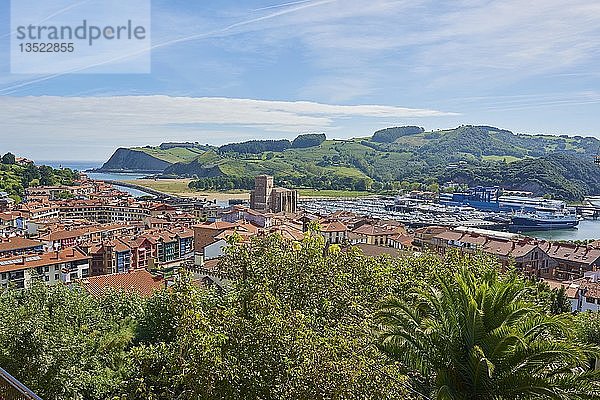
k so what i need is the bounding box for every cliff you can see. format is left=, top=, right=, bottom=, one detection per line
left=97, top=148, right=173, bottom=172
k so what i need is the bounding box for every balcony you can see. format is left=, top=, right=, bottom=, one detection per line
left=0, top=367, right=42, bottom=400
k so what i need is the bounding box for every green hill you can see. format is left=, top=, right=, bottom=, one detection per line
left=98, top=144, right=212, bottom=172
left=100, top=126, right=600, bottom=200
left=440, top=153, right=600, bottom=200
left=0, top=157, right=79, bottom=202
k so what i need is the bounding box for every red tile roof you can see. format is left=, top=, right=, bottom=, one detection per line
left=319, top=220, right=348, bottom=232
left=0, top=237, right=43, bottom=253
left=435, top=231, right=465, bottom=241
left=541, top=242, right=600, bottom=265
left=414, top=226, right=449, bottom=235
left=389, top=234, right=414, bottom=246
left=459, top=235, right=488, bottom=246
left=80, top=269, right=164, bottom=297
left=194, top=221, right=238, bottom=230
left=268, top=225, right=305, bottom=241
left=353, top=244, right=404, bottom=257
left=0, top=247, right=89, bottom=273
left=352, top=224, right=399, bottom=236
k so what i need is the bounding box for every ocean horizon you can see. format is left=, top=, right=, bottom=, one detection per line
left=37, top=160, right=147, bottom=182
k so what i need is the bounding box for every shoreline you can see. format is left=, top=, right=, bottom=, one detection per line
left=120, top=178, right=375, bottom=201
left=86, top=169, right=163, bottom=174
left=121, top=179, right=251, bottom=202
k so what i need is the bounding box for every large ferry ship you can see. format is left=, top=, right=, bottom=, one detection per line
left=509, top=210, right=579, bottom=231
left=438, top=186, right=579, bottom=231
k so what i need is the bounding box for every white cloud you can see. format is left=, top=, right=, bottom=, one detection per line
left=0, top=95, right=455, bottom=127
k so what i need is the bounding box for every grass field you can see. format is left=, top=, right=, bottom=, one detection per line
left=126, top=179, right=371, bottom=200
left=126, top=179, right=251, bottom=201
left=481, top=155, right=521, bottom=163
left=125, top=178, right=195, bottom=194
left=132, top=147, right=202, bottom=164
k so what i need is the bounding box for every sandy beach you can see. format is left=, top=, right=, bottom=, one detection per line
left=124, top=179, right=251, bottom=202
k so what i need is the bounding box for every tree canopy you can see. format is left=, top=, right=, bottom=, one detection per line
left=376, top=267, right=600, bottom=399
left=0, top=234, right=597, bottom=399
left=291, top=133, right=326, bottom=148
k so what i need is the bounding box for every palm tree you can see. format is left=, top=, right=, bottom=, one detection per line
left=375, top=267, right=600, bottom=399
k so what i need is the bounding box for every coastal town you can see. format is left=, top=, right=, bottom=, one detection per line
left=1, top=172, right=599, bottom=313
left=3, top=0, right=600, bottom=397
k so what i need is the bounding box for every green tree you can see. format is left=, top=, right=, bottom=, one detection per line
left=376, top=267, right=600, bottom=399
left=549, top=286, right=571, bottom=315
left=0, top=282, right=142, bottom=400
left=1, top=152, right=16, bottom=165
left=56, top=190, right=74, bottom=200
left=427, top=182, right=440, bottom=193
left=575, top=312, right=600, bottom=346
left=574, top=312, right=600, bottom=371
left=125, top=233, right=411, bottom=399
left=39, top=165, right=55, bottom=186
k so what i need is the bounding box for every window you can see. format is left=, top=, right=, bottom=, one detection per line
left=44, top=276, right=49, bottom=282
left=55, top=273, right=59, bottom=280
left=586, top=297, right=595, bottom=304
left=1, top=273, right=6, bottom=280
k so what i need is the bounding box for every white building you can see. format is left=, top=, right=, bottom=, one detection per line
left=0, top=248, right=90, bottom=289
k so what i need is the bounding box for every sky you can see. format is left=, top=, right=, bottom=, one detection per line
left=0, top=0, right=599, bottom=161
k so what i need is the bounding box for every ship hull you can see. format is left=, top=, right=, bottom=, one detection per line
left=509, top=216, right=579, bottom=232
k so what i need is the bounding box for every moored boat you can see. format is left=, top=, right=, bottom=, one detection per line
left=509, top=210, right=579, bottom=232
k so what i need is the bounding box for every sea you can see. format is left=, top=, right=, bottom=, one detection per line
left=39, top=160, right=600, bottom=241
left=524, top=220, right=599, bottom=242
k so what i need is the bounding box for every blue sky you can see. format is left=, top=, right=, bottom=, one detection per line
left=0, top=0, right=599, bottom=161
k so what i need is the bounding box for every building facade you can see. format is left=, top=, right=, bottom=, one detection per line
left=250, top=175, right=298, bottom=213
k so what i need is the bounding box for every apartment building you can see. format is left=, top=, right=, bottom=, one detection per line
left=0, top=247, right=90, bottom=289
left=0, top=237, right=44, bottom=256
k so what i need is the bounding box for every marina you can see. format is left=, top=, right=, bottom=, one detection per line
left=300, top=197, right=509, bottom=230
left=299, top=191, right=600, bottom=240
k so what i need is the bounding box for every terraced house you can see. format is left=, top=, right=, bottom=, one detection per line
left=0, top=247, right=90, bottom=289
left=428, top=226, right=600, bottom=280
left=84, top=227, right=194, bottom=275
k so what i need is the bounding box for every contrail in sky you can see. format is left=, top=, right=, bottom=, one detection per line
left=0, top=0, right=336, bottom=95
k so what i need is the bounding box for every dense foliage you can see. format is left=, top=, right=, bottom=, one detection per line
left=219, top=139, right=291, bottom=154
left=377, top=267, right=600, bottom=398
left=1, top=234, right=598, bottom=399
left=291, top=133, right=326, bottom=148
left=189, top=175, right=256, bottom=190
left=0, top=160, right=78, bottom=202
left=371, top=126, right=425, bottom=143
left=440, top=153, right=600, bottom=200
left=2, top=152, right=16, bottom=165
